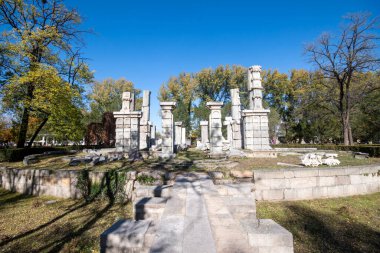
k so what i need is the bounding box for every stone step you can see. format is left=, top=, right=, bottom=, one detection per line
left=100, top=219, right=151, bottom=253
left=243, top=219, right=294, bottom=253
left=150, top=174, right=217, bottom=253
left=134, top=197, right=167, bottom=220
left=100, top=172, right=294, bottom=253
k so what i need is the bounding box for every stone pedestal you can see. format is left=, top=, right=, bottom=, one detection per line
left=243, top=65, right=272, bottom=151
left=230, top=89, right=243, bottom=149
left=113, top=92, right=142, bottom=157
left=206, top=102, right=224, bottom=155
left=242, top=110, right=271, bottom=150
left=160, top=102, right=176, bottom=158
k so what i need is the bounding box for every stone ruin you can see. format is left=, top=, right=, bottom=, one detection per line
left=112, top=91, right=157, bottom=159
left=198, top=65, right=275, bottom=158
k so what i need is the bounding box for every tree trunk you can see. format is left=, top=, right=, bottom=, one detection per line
left=16, top=107, right=30, bottom=148
left=27, top=117, right=49, bottom=148
left=16, top=83, right=34, bottom=148
left=348, top=124, right=353, bottom=145
left=342, top=114, right=350, bottom=146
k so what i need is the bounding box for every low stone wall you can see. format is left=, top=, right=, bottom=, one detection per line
left=254, top=165, right=380, bottom=201
left=0, top=167, right=134, bottom=199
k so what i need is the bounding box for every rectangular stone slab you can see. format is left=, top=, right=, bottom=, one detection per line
left=100, top=219, right=151, bottom=253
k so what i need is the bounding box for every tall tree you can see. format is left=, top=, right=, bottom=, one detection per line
left=306, top=13, right=379, bottom=145
left=0, top=0, right=91, bottom=147
left=86, top=78, right=140, bottom=123
left=158, top=73, right=196, bottom=133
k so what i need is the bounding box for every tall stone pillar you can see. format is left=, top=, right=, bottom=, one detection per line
left=242, top=66, right=271, bottom=150
left=113, top=91, right=142, bottom=157
left=223, top=116, right=233, bottom=145
left=174, top=121, right=182, bottom=151
left=150, top=123, right=156, bottom=146
left=200, top=121, right=209, bottom=145
left=206, top=102, right=224, bottom=154
left=181, top=127, right=186, bottom=146
left=230, top=89, right=243, bottom=149
left=139, top=90, right=151, bottom=150
left=160, top=102, right=176, bottom=158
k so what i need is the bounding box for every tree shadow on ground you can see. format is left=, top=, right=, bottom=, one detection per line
left=278, top=204, right=380, bottom=253
left=0, top=172, right=128, bottom=253
left=0, top=191, right=33, bottom=209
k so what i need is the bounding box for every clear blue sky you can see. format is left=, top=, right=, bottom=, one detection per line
left=65, top=0, right=379, bottom=129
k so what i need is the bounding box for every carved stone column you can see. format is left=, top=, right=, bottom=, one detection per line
left=200, top=121, right=209, bottom=145
left=242, top=66, right=271, bottom=150
left=230, top=88, right=243, bottom=149
left=206, top=101, right=224, bottom=154
left=160, top=102, right=176, bottom=158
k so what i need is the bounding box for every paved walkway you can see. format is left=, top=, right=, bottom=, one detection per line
left=150, top=173, right=253, bottom=253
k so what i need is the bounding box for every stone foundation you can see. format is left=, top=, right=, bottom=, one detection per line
left=0, top=167, right=135, bottom=199
left=254, top=164, right=380, bottom=201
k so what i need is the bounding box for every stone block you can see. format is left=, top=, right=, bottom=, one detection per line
left=289, top=177, right=317, bottom=188
left=336, top=175, right=350, bottom=185
left=247, top=219, right=293, bottom=249
left=293, top=169, right=318, bottom=178
left=317, top=176, right=336, bottom=187
left=284, top=188, right=313, bottom=200
left=255, top=178, right=288, bottom=190
left=254, top=170, right=285, bottom=180
left=366, top=182, right=380, bottom=193
left=318, top=168, right=347, bottom=177
left=326, top=185, right=345, bottom=197
left=100, top=219, right=151, bottom=253
left=262, top=189, right=284, bottom=200
left=312, top=186, right=329, bottom=198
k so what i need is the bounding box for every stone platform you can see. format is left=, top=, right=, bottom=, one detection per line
left=100, top=173, right=293, bottom=253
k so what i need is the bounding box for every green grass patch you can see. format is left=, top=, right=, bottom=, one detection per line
left=257, top=193, right=380, bottom=253
left=0, top=188, right=132, bottom=253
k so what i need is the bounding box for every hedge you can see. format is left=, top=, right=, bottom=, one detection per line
left=0, top=147, right=72, bottom=162
left=273, top=144, right=380, bottom=157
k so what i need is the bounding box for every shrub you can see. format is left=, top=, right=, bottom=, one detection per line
left=76, top=170, right=128, bottom=203
left=0, top=147, right=72, bottom=162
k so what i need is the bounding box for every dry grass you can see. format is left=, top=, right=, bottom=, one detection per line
left=257, top=192, right=380, bottom=253
left=0, top=189, right=132, bottom=253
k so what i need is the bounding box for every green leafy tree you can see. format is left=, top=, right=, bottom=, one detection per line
left=0, top=0, right=92, bottom=147
left=86, top=78, right=141, bottom=123
left=2, top=65, right=85, bottom=144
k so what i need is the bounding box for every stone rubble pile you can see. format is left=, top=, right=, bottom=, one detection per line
left=301, top=153, right=340, bottom=167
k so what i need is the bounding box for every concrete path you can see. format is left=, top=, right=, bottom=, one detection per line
left=150, top=173, right=252, bottom=253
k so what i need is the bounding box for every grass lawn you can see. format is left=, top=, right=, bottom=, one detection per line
left=1, top=149, right=379, bottom=173
left=257, top=192, right=380, bottom=253
left=0, top=188, right=132, bottom=253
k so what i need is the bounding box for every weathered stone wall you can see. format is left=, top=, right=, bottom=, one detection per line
left=254, top=165, right=380, bottom=201
left=0, top=167, right=134, bottom=199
